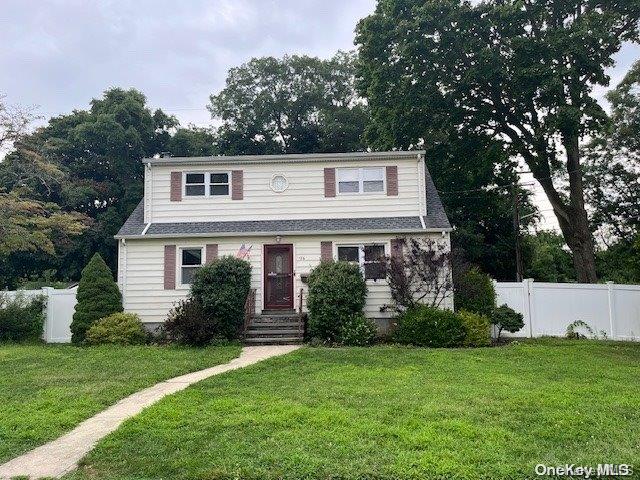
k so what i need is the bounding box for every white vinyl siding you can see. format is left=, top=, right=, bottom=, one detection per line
left=120, top=232, right=452, bottom=331
left=148, top=158, right=420, bottom=222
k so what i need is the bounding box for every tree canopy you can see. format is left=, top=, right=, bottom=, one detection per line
left=356, top=0, right=640, bottom=282
left=208, top=51, right=368, bottom=154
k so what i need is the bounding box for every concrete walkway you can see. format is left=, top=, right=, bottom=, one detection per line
left=0, top=345, right=300, bottom=479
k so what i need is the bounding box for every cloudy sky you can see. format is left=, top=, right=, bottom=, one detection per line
left=1, top=1, right=638, bottom=230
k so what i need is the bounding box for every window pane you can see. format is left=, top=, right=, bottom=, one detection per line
left=337, top=246, right=359, bottom=262
left=185, top=173, right=205, bottom=184
left=337, top=168, right=359, bottom=182
left=210, top=173, right=228, bottom=184
left=181, top=266, right=200, bottom=284
left=338, top=181, right=359, bottom=193
left=185, top=185, right=205, bottom=196
left=182, top=248, right=202, bottom=266
left=363, top=180, right=384, bottom=192
left=364, top=262, right=385, bottom=280
left=364, top=245, right=385, bottom=261
left=362, top=167, right=383, bottom=181
left=210, top=184, right=229, bottom=196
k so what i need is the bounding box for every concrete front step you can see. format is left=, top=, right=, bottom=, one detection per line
left=244, top=337, right=303, bottom=345
left=249, top=322, right=301, bottom=329
left=245, top=329, right=302, bottom=337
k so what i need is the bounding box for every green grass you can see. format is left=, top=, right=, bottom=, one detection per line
left=68, top=339, right=640, bottom=479
left=0, top=343, right=241, bottom=463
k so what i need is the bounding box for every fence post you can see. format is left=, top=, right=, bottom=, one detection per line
left=524, top=278, right=534, bottom=338
left=606, top=281, right=615, bottom=340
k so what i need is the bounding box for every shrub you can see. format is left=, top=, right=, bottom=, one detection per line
left=190, top=256, right=252, bottom=340
left=71, top=253, right=122, bottom=344
left=307, top=261, right=367, bottom=342
left=85, top=312, right=147, bottom=345
left=454, top=267, right=496, bottom=316
left=163, top=298, right=219, bottom=346
left=458, top=309, right=491, bottom=347
left=338, top=314, right=378, bottom=346
left=491, top=304, right=524, bottom=339
left=0, top=293, right=45, bottom=342
left=394, top=305, right=465, bottom=348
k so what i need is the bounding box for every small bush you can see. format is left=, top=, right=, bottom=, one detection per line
left=454, top=267, right=496, bottom=316
left=163, top=298, right=220, bottom=346
left=307, top=261, right=367, bottom=342
left=71, top=253, right=123, bottom=344
left=491, top=304, right=524, bottom=339
left=0, top=294, right=45, bottom=342
left=458, top=309, right=491, bottom=347
left=190, top=256, right=251, bottom=340
left=85, top=313, right=147, bottom=345
left=338, top=314, right=378, bottom=346
left=394, top=305, right=465, bottom=348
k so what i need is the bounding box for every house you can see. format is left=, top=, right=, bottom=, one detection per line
left=115, top=150, right=452, bottom=343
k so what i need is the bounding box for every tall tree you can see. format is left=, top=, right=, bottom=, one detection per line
left=356, top=0, right=640, bottom=282
left=0, top=88, right=177, bottom=279
left=208, top=51, right=368, bottom=154
left=585, top=60, right=640, bottom=241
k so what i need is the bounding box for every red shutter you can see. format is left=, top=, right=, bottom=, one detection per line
left=170, top=172, right=182, bottom=202
left=320, top=241, right=333, bottom=261
left=232, top=170, right=243, bottom=200
left=164, top=245, right=176, bottom=290
left=390, top=238, right=404, bottom=258
left=386, top=166, right=398, bottom=196
left=324, top=168, right=336, bottom=197
left=205, top=244, right=218, bottom=264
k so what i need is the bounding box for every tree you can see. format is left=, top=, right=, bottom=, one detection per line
left=167, top=127, right=217, bottom=157
left=0, top=88, right=177, bottom=279
left=585, top=60, right=640, bottom=241
left=71, top=252, right=123, bottom=344
left=0, top=94, right=37, bottom=150
left=208, top=51, right=367, bottom=154
left=522, top=231, right=576, bottom=283
left=356, top=0, right=640, bottom=282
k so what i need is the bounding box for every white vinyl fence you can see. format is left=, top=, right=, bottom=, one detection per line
left=495, top=280, right=640, bottom=341
left=2, top=287, right=76, bottom=343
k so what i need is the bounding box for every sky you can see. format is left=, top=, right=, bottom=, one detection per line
left=1, top=0, right=639, bottom=231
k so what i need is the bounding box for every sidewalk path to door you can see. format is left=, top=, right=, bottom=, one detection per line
left=0, top=345, right=301, bottom=479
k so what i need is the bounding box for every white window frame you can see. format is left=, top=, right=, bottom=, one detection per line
left=336, top=243, right=387, bottom=282
left=336, top=166, right=386, bottom=195
left=178, top=246, right=204, bottom=288
left=183, top=171, right=231, bottom=198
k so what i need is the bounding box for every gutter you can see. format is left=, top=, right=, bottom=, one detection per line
left=142, top=150, right=426, bottom=167
left=114, top=226, right=453, bottom=240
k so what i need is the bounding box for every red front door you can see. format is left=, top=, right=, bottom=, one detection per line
left=264, top=244, right=294, bottom=310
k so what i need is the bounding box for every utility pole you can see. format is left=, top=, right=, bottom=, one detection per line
left=512, top=184, right=523, bottom=282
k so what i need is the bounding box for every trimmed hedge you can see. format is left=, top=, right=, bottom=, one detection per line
left=190, top=256, right=252, bottom=341
left=71, top=253, right=122, bottom=344
left=85, top=312, right=147, bottom=345
left=307, top=261, right=367, bottom=342
left=458, top=309, right=491, bottom=347
left=163, top=298, right=219, bottom=346
left=0, top=293, right=45, bottom=342
left=394, top=305, right=465, bottom=348
left=454, top=267, right=496, bottom=316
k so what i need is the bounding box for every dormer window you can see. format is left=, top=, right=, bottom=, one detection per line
left=184, top=172, right=229, bottom=197
left=337, top=167, right=385, bottom=194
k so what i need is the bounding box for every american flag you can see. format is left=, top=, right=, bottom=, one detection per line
left=236, top=244, right=252, bottom=259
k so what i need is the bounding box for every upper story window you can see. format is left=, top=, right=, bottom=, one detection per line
left=184, top=172, right=229, bottom=197
left=337, top=167, right=385, bottom=194
left=180, top=247, right=203, bottom=285
left=337, top=244, right=386, bottom=280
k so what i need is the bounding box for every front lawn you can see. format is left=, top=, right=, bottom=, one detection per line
left=70, top=339, right=640, bottom=479
left=0, top=343, right=241, bottom=463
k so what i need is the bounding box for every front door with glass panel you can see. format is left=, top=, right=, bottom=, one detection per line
left=264, top=244, right=294, bottom=310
